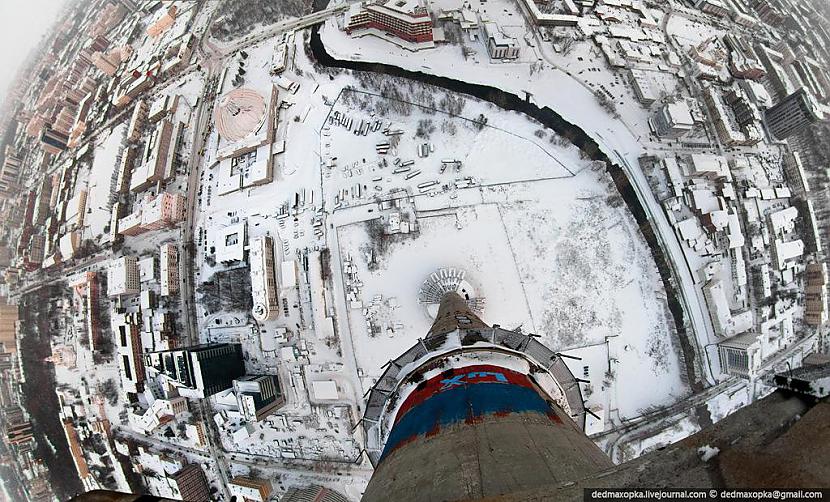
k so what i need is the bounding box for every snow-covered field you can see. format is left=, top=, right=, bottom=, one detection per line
left=318, top=0, right=719, bottom=391
left=325, top=93, right=688, bottom=422
left=336, top=204, right=531, bottom=373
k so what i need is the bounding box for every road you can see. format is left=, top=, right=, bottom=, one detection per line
left=324, top=211, right=371, bottom=416
left=11, top=252, right=109, bottom=299
left=598, top=377, right=743, bottom=455
left=113, top=423, right=370, bottom=484
left=607, top=145, right=715, bottom=387
left=175, top=60, right=237, bottom=499
left=216, top=5, right=349, bottom=58
left=600, top=330, right=817, bottom=461
left=173, top=4, right=356, bottom=497
left=534, top=7, right=719, bottom=390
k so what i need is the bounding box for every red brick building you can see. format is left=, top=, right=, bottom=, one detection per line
left=172, top=464, right=210, bottom=501
left=345, top=0, right=433, bottom=44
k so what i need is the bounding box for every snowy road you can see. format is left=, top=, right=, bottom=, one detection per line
left=215, top=4, right=350, bottom=58
left=605, top=146, right=716, bottom=387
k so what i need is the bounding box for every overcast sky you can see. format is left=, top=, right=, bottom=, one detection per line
left=0, top=0, right=67, bottom=106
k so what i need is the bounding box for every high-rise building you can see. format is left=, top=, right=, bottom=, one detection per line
left=3, top=405, right=25, bottom=426
left=782, top=151, right=810, bottom=200
left=764, top=89, right=824, bottom=140
left=171, top=464, right=210, bottom=502
left=344, top=0, right=434, bottom=45
left=107, top=256, right=140, bottom=297
left=652, top=101, right=694, bottom=139
left=160, top=243, right=179, bottom=296
left=0, top=351, right=13, bottom=372
left=117, top=0, right=139, bottom=12
left=33, top=176, right=53, bottom=225
left=91, top=52, right=119, bottom=76
left=233, top=375, right=284, bottom=422
left=116, top=320, right=145, bottom=394
left=805, top=263, right=827, bottom=327
left=4, top=405, right=33, bottom=446
left=117, top=192, right=186, bottom=237
left=131, top=119, right=174, bottom=192
left=87, top=34, right=110, bottom=53
left=0, top=149, right=21, bottom=196
left=147, top=6, right=178, bottom=38
left=24, top=234, right=46, bottom=270
left=361, top=293, right=612, bottom=501
left=0, top=245, right=10, bottom=268
left=250, top=236, right=279, bottom=322
left=141, top=192, right=186, bottom=231
left=0, top=299, right=19, bottom=355
left=127, top=100, right=148, bottom=143
left=144, top=344, right=246, bottom=398
left=40, top=127, right=69, bottom=155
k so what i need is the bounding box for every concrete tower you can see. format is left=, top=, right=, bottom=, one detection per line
left=361, top=293, right=613, bottom=502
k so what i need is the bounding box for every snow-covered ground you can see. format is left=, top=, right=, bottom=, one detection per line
left=82, top=124, right=127, bottom=241
left=49, top=278, right=133, bottom=493
left=324, top=92, right=687, bottom=423
left=184, top=22, right=692, bottom=456
left=22, top=0, right=825, bottom=497
left=318, top=1, right=719, bottom=389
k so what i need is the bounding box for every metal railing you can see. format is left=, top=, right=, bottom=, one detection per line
left=361, top=327, right=586, bottom=465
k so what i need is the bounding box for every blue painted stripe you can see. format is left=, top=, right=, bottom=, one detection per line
left=381, top=382, right=554, bottom=460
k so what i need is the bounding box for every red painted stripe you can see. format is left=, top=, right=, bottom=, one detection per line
left=394, top=365, right=538, bottom=424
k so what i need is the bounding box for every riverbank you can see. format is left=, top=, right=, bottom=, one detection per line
left=307, top=24, right=706, bottom=394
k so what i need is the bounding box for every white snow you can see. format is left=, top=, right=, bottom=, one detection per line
left=83, top=124, right=127, bottom=241
left=698, top=444, right=720, bottom=462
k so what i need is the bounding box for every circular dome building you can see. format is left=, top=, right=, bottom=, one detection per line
left=213, top=88, right=267, bottom=142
